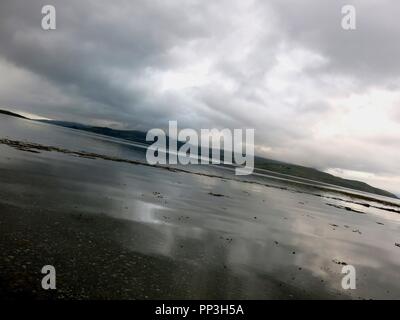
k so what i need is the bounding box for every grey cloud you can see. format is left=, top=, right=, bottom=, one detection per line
left=267, top=0, right=400, bottom=86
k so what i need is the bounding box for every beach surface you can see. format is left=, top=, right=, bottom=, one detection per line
left=0, top=114, right=400, bottom=299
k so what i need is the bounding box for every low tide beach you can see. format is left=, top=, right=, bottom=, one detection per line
left=0, top=115, right=399, bottom=299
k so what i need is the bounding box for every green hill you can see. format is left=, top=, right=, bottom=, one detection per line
left=254, top=157, right=398, bottom=199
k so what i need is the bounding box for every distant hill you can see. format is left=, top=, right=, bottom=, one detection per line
left=39, top=120, right=149, bottom=144
left=0, top=109, right=397, bottom=199
left=38, top=119, right=190, bottom=149
left=0, top=109, right=28, bottom=119
left=254, top=157, right=398, bottom=199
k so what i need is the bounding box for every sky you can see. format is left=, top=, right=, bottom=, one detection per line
left=0, top=0, right=399, bottom=195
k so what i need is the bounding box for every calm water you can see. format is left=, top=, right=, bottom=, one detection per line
left=0, top=114, right=399, bottom=299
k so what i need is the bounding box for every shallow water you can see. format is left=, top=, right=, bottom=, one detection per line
left=0, top=114, right=399, bottom=299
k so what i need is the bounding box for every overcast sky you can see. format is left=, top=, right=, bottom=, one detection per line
left=0, top=0, right=399, bottom=195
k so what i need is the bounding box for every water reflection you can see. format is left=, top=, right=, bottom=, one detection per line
left=0, top=115, right=400, bottom=299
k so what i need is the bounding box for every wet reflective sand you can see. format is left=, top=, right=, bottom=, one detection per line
left=0, top=115, right=399, bottom=299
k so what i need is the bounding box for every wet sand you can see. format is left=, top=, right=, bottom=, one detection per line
left=0, top=115, right=400, bottom=299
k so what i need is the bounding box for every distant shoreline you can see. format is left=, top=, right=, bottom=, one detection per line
left=0, top=108, right=397, bottom=199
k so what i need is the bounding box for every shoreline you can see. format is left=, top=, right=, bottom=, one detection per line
left=1, top=137, right=399, bottom=211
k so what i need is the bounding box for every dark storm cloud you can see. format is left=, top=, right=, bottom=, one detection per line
left=0, top=0, right=215, bottom=128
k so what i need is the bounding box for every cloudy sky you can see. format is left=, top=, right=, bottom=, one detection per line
left=0, top=0, right=399, bottom=195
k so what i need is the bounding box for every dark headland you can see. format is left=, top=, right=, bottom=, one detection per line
left=0, top=109, right=28, bottom=119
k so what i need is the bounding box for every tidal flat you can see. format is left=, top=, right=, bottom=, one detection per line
left=0, top=115, right=399, bottom=299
